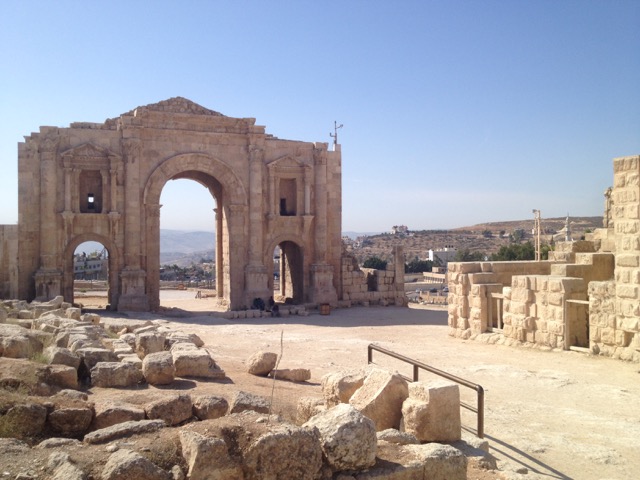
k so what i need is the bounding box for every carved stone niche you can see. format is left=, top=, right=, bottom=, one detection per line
left=267, top=155, right=312, bottom=217
left=60, top=143, right=122, bottom=214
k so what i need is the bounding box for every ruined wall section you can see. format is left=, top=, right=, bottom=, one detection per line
left=0, top=225, right=18, bottom=299
left=448, top=261, right=552, bottom=339
left=340, top=246, right=405, bottom=306
left=605, top=154, right=640, bottom=360
left=503, top=275, right=586, bottom=349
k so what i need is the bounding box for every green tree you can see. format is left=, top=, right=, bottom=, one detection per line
left=491, top=241, right=535, bottom=261
left=482, top=229, right=492, bottom=238
left=405, top=257, right=433, bottom=273
left=509, top=229, right=526, bottom=243
left=453, top=249, right=486, bottom=262
left=363, top=256, right=387, bottom=270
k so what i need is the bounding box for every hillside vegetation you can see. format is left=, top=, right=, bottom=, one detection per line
left=345, top=216, right=602, bottom=263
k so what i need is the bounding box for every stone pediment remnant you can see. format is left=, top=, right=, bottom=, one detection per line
left=120, top=96, right=226, bottom=118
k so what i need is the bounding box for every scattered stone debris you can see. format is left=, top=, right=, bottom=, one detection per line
left=0, top=296, right=498, bottom=479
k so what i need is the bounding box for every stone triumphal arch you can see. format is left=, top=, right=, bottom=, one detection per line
left=3, top=97, right=341, bottom=311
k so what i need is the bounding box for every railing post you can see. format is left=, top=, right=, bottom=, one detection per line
left=477, top=386, right=484, bottom=438
left=367, top=344, right=373, bottom=364
left=413, top=364, right=419, bottom=382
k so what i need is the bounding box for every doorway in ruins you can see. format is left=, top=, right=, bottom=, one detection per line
left=565, top=299, right=590, bottom=350
left=159, top=177, right=218, bottom=308
left=64, top=238, right=116, bottom=310
left=272, top=241, right=304, bottom=304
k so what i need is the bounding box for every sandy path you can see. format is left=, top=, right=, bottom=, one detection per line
left=96, top=291, right=638, bottom=480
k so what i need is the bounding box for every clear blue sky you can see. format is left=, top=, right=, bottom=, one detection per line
left=1, top=1, right=638, bottom=232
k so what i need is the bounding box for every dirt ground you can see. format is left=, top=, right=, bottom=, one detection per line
left=67, top=291, right=640, bottom=479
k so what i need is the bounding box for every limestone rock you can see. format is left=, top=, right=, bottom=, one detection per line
left=142, top=351, right=175, bottom=385
left=303, top=403, right=377, bottom=471
left=296, top=396, right=326, bottom=424
left=91, top=362, right=144, bottom=388
left=361, top=441, right=467, bottom=480
left=75, top=347, right=118, bottom=370
left=243, top=423, right=323, bottom=480
left=84, top=419, right=165, bottom=444
left=37, top=438, right=83, bottom=449
left=245, top=351, right=277, bottom=376
left=0, top=327, right=42, bottom=358
left=404, top=443, right=467, bottom=480
left=349, top=368, right=408, bottom=431
left=172, top=347, right=225, bottom=379
left=92, top=402, right=146, bottom=430
left=43, top=364, right=79, bottom=389
left=44, top=346, right=81, bottom=369
left=49, top=452, right=87, bottom=480
left=229, top=390, right=270, bottom=414
left=269, top=368, right=311, bottom=382
left=145, top=394, right=192, bottom=426
left=166, top=332, right=204, bottom=348
left=191, top=395, right=228, bottom=420
left=377, top=428, right=420, bottom=445
left=179, top=430, right=243, bottom=480
left=119, top=354, right=143, bottom=368
left=101, top=448, right=172, bottom=480
left=401, top=380, right=461, bottom=442
left=48, top=407, right=94, bottom=436
left=321, top=370, right=365, bottom=407
left=135, top=331, right=166, bottom=358
left=3, top=403, right=48, bottom=438
left=66, top=307, right=82, bottom=320
left=81, top=312, right=101, bottom=324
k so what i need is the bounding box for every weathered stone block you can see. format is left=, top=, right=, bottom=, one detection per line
left=303, top=403, right=376, bottom=471
left=349, top=368, right=408, bottom=431
left=401, top=380, right=461, bottom=442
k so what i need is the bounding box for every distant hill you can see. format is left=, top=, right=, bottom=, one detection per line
left=345, top=216, right=603, bottom=263
left=160, top=229, right=215, bottom=254
left=159, top=230, right=215, bottom=266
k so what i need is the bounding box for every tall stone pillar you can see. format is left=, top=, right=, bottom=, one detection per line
left=309, top=145, right=337, bottom=305
left=117, top=137, right=149, bottom=311
left=611, top=155, right=640, bottom=346
left=34, top=136, right=63, bottom=300
left=215, top=208, right=224, bottom=298
left=244, top=143, right=270, bottom=305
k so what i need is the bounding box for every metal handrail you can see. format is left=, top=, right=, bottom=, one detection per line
left=367, top=343, right=485, bottom=438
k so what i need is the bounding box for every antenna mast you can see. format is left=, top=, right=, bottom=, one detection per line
left=532, top=209, right=541, bottom=261
left=330, top=121, right=343, bottom=148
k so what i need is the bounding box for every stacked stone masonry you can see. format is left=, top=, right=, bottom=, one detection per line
left=448, top=154, right=640, bottom=362
left=340, top=245, right=406, bottom=307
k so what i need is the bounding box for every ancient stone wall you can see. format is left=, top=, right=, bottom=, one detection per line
left=0, top=225, right=18, bottom=299
left=340, top=246, right=406, bottom=306
left=449, top=154, right=640, bottom=362
left=448, top=261, right=552, bottom=339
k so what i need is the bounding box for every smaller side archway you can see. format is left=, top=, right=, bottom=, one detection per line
left=63, top=234, right=120, bottom=309
left=266, top=235, right=306, bottom=305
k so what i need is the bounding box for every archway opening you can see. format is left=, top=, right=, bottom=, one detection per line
left=273, top=241, right=304, bottom=305
left=159, top=177, right=219, bottom=311
left=73, top=241, right=110, bottom=309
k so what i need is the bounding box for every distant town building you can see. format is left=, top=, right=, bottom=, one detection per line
left=391, top=225, right=408, bottom=235
left=74, top=251, right=108, bottom=280
left=428, top=248, right=457, bottom=266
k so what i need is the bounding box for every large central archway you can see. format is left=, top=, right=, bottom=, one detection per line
left=143, top=153, right=248, bottom=310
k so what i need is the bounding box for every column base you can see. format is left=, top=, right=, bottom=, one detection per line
left=309, top=263, right=338, bottom=305
left=34, top=268, right=63, bottom=302
left=117, top=268, right=150, bottom=312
